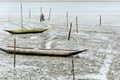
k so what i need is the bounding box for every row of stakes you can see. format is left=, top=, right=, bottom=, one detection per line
left=14, top=3, right=102, bottom=80
left=13, top=11, right=102, bottom=80
left=67, top=12, right=102, bottom=40
left=13, top=14, right=102, bottom=79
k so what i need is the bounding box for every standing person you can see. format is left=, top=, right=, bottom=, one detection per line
left=40, top=13, right=45, bottom=22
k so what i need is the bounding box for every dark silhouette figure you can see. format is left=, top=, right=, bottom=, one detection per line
left=40, top=13, right=45, bottom=22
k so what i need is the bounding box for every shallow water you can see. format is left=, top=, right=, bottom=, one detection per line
left=0, top=14, right=119, bottom=79
left=0, top=2, right=120, bottom=80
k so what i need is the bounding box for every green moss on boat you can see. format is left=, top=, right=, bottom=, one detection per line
left=4, top=26, right=51, bottom=34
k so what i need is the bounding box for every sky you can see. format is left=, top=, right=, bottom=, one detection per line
left=0, top=1, right=120, bottom=16
left=0, top=2, right=120, bottom=15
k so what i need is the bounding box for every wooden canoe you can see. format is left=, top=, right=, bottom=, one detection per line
left=0, top=46, right=87, bottom=57
left=4, top=27, right=51, bottom=34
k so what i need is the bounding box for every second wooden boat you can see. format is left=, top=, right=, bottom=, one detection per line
left=0, top=46, right=87, bottom=57
left=4, top=26, right=51, bottom=34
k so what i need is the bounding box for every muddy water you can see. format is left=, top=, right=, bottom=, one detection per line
left=1, top=2, right=120, bottom=80
left=0, top=14, right=120, bottom=80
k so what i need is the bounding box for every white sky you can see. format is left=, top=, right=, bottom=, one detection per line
left=0, top=1, right=120, bottom=16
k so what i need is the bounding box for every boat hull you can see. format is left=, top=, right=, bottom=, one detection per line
left=0, top=46, right=87, bottom=57
left=4, top=27, right=51, bottom=34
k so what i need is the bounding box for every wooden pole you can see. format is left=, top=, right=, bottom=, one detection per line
left=21, top=3, right=23, bottom=30
left=14, top=39, right=16, bottom=68
left=29, top=9, right=31, bottom=23
left=72, top=59, right=75, bottom=80
left=76, top=16, right=78, bottom=33
left=66, top=12, right=68, bottom=27
left=40, top=7, right=42, bottom=23
left=68, top=23, right=72, bottom=40
left=48, top=8, right=51, bottom=20
left=40, top=7, right=42, bottom=14
left=99, top=15, right=101, bottom=26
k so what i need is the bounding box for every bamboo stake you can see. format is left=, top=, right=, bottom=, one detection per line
left=68, top=23, right=72, bottom=40
left=72, top=59, right=75, bottom=80
left=76, top=16, right=78, bottom=33
left=48, top=8, right=51, bottom=20
left=66, top=12, right=68, bottom=27
left=21, top=3, right=23, bottom=30
left=40, top=7, right=42, bottom=23
left=29, top=9, right=31, bottom=23
left=99, top=15, right=101, bottom=26
left=14, top=39, right=16, bottom=68
left=40, top=7, right=42, bottom=14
